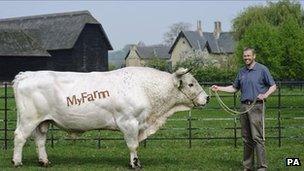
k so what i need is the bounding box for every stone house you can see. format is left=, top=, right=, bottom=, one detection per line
left=169, top=21, right=235, bottom=67
left=125, top=44, right=170, bottom=67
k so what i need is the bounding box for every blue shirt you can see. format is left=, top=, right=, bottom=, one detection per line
left=233, top=62, right=275, bottom=102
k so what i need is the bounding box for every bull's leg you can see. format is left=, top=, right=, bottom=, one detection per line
left=117, top=119, right=141, bottom=169
left=13, top=121, right=40, bottom=167
left=32, top=121, right=50, bottom=167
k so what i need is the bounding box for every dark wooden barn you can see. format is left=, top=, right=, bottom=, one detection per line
left=0, top=11, right=113, bottom=81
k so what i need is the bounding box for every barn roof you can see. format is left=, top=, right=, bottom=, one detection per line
left=0, top=29, right=50, bottom=57
left=137, top=45, right=170, bottom=59
left=169, top=31, right=234, bottom=54
left=0, top=10, right=113, bottom=54
left=125, top=44, right=170, bottom=60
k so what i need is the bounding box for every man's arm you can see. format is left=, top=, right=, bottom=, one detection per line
left=257, top=84, right=277, bottom=100
left=211, top=85, right=238, bottom=93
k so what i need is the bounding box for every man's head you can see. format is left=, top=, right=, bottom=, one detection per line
left=243, top=47, right=256, bottom=67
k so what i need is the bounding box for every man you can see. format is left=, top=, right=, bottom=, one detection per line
left=211, top=47, right=276, bottom=171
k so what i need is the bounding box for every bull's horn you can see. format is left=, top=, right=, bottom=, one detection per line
left=185, top=68, right=193, bottom=74
left=175, top=68, right=192, bottom=76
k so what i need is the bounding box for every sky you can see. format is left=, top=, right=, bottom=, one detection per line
left=0, top=1, right=303, bottom=50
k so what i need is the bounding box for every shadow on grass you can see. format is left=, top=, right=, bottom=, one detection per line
left=18, top=154, right=182, bottom=169
left=50, top=155, right=127, bottom=167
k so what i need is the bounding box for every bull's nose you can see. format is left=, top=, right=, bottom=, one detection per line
left=206, top=96, right=210, bottom=103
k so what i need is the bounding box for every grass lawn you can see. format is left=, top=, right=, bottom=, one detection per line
left=1, top=140, right=303, bottom=170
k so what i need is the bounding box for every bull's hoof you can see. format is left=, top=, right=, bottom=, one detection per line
left=38, top=160, right=51, bottom=167
left=129, top=158, right=142, bottom=170
left=129, top=164, right=142, bottom=170
left=12, top=160, right=23, bottom=167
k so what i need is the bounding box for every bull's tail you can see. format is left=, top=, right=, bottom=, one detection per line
left=12, top=72, right=27, bottom=90
left=12, top=72, right=31, bottom=128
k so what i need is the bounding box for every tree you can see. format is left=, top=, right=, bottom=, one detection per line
left=266, top=0, right=303, bottom=26
left=278, top=16, right=304, bottom=79
left=174, top=52, right=214, bottom=71
left=235, top=21, right=283, bottom=79
left=232, top=5, right=267, bottom=40
left=137, top=41, right=146, bottom=47
left=163, top=22, right=192, bottom=46
left=232, top=0, right=304, bottom=41
left=232, top=0, right=304, bottom=80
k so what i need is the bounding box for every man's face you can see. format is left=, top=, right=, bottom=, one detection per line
left=243, top=50, right=255, bottom=66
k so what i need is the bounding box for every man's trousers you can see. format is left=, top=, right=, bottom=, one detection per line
left=240, top=103, right=267, bottom=171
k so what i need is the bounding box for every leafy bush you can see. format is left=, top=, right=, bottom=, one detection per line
left=194, top=67, right=237, bottom=83
left=144, top=58, right=171, bottom=72
left=174, top=58, right=237, bottom=83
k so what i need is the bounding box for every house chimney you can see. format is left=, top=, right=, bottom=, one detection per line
left=196, top=20, right=203, bottom=37
left=213, top=21, right=222, bottom=39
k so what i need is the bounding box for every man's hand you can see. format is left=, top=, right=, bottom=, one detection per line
left=211, top=85, right=220, bottom=92
left=257, top=94, right=268, bottom=100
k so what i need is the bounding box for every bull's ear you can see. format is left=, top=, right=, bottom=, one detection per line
left=173, top=69, right=183, bottom=89
left=174, top=68, right=189, bottom=77
left=173, top=76, right=183, bottom=89
left=178, top=80, right=183, bottom=89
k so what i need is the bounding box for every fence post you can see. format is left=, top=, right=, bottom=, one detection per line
left=233, top=118, right=237, bottom=148
left=233, top=93, right=237, bottom=148
left=4, top=82, right=8, bottom=150
left=233, top=92, right=236, bottom=108
left=278, top=81, right=282, bottom=147
left=188, top=110, right=192, bottom=148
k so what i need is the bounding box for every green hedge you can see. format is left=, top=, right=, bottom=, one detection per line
left=193, top=67, right=237, bottom=83
left=174, top=58, right=238, bottom=83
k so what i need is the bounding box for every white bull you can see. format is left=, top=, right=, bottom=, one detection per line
left=12, top=67, right=209, bottom=168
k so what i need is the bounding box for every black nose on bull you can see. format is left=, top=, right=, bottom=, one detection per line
left=206, top=96, right=210, bottom=103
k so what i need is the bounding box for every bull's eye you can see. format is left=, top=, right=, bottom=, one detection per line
left=188, top=83, right=194, bottom=87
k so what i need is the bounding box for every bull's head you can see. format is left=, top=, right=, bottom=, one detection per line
left=173, top=68, right=209, bottom=107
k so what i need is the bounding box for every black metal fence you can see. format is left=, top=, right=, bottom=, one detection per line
left=1, top=81, right=304, bottom=150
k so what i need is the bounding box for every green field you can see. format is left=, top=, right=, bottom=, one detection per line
left=0, top=86, right=303, bottom=170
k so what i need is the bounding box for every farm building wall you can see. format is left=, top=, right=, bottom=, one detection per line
left=47, top=49, right=74, bottom=71
left=72, top=24, right=109, bottom=72
left=0, top=57, right=48, bottom=81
